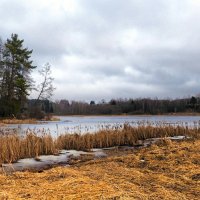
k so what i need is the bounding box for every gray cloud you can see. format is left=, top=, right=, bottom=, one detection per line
left=0, top=0, right=200, bottom=101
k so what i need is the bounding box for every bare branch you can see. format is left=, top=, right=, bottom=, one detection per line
left=37, top=63, right=55, bottom=101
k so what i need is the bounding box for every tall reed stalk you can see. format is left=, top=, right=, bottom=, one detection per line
left=0, top=124, right=199, bottom=165
left=55, top=124, right=199, bottom=150
left=0, top=133, right=56, bottom=165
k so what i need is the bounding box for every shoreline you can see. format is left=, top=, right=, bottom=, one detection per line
left=56, top=112, right=200, bottom=117
left=0, top=112, right=200, bottom=124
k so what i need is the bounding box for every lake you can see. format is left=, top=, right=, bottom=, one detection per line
left=5, top=115, right=200, bottom=137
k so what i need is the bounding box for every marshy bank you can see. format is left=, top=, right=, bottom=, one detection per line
left=0, top=138, right=199, bottom=200
left=0, top=118, right=38, bottom=125
left=0, top=123, right=199, bottom=166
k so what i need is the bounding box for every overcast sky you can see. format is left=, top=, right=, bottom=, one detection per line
left=1, top=0, right=200, bottom=101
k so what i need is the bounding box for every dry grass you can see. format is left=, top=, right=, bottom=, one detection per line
left=0, top=124, right=200, bottom=165
left=0, top=139, right=199, bottom=199
left=56, top=124, right=200, bottom=150
left=0, top=118, right=37, bottom=124
left=0, top=117, right=59, bottom=124
left=0, top=133, right=56, bottom=165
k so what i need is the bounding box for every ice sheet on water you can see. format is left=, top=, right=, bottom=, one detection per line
left=1, top=148, right=107, bottom=172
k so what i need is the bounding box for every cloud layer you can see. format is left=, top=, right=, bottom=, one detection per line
left=1, top=0, right=200, bottom=101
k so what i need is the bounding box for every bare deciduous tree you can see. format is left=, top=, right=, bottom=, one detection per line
left=36, top=63, right=55, bottom=101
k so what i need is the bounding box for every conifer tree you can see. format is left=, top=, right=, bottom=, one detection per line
left=0, top=34, right=36, bottom=116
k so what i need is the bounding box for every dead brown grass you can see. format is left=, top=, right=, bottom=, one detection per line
left=0, top=124, right=200, bottom=165
left=56, top=124, right=200, bottom=150
left=0, top=118, right=37, bottom=124
left=0, top=133, right=56, bottom=164
left=0, top=139, right=199, bottom=199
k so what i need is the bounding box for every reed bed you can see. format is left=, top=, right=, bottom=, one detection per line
left=0, top=123, right=200, bottom=165
left=56, top=124, right=200, bottom=150
left=0, top=133, right=56, bottom=165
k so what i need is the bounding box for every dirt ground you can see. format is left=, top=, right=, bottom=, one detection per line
left=0, top=138, right=199, bottom=200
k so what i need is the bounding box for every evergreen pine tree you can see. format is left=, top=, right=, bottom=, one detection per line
left=0, top=34, right=36, bottom=116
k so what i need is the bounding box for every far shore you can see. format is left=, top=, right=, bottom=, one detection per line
left=0, top=118, right=38, bottom=125
left=56, top=112, right=200, bottom=117
left=0, top=112, right=200, bottom=125
left=0, top=112, right=200, bottom=126
left=0, top=116, right=60, bottom=125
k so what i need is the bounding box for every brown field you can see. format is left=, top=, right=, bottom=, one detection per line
left=0, top=138, right=199, bottom=200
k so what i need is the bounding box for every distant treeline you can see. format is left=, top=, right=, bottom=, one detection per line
left=1, top=96, right=200, bottom=118
left=52, top=96, right=200, bottom=115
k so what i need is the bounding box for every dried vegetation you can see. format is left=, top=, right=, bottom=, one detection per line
left=0, top=118, right=37, bottom=124
left=0, top=124, right=200, bottom=165
left=0, top=138, right=199, bottom=199
left=0, top=133, right=56, bottom=164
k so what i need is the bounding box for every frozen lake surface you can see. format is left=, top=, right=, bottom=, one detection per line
left=4, top=115, right=200, bottom=137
